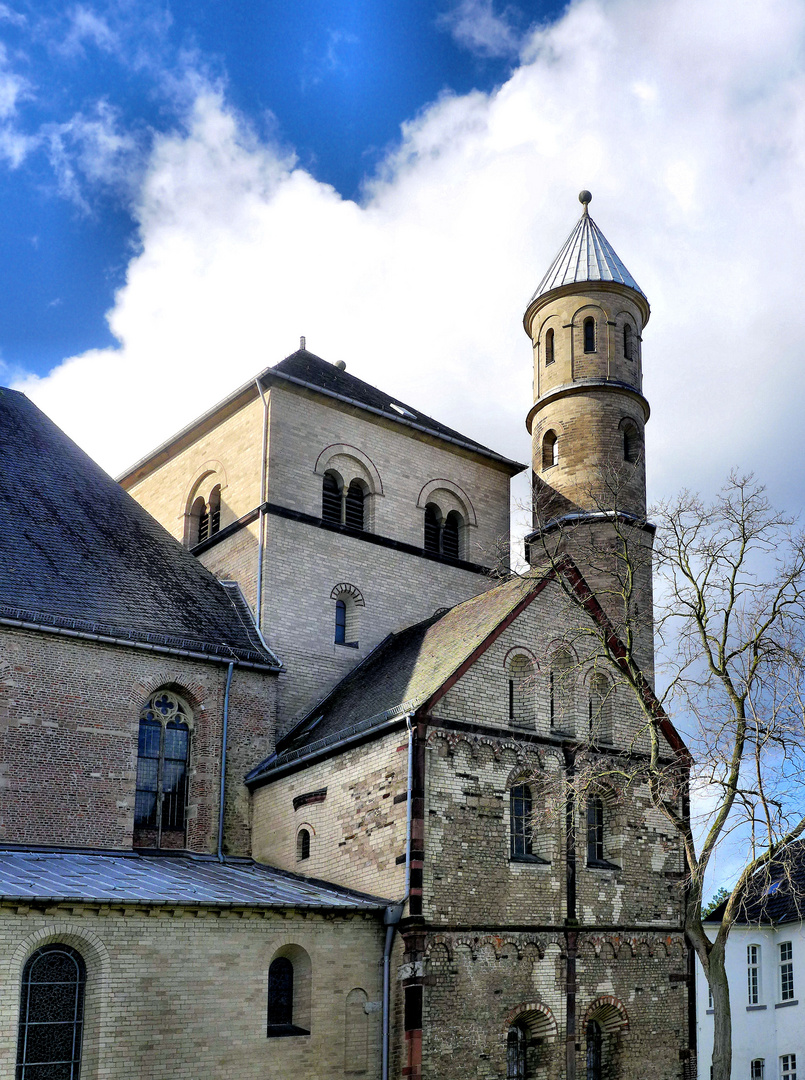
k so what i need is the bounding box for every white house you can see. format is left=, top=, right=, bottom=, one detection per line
left=696, top=843, right=805, bottom=1080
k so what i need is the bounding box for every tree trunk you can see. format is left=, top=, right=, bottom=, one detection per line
left=706, top=937, right=732, bottom=1080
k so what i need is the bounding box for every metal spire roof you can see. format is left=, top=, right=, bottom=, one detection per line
left=530, top=191, right=645, bottom=302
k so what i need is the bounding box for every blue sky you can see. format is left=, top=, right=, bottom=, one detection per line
left=0, top=0, right=560, bottom=373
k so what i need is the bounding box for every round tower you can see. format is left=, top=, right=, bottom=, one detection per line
left=524, top=192, right=655, bottom=670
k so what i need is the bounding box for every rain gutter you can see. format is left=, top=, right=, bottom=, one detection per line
left=255, top=378, right=269, bottom=632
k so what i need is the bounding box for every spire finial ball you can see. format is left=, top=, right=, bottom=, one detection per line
left=579, top=189, right=592, bottom=210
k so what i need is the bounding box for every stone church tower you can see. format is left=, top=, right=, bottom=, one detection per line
left=523, top=191, right=655, bottom=672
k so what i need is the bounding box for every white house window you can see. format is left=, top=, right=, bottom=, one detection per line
left=747, top=944, right=761, bottom=1005
left=780, top=941, right=795, bottom=1001
left=780, top=1054, right=797, bottom=1080
left=750, top=1060, right=764, bottom=1080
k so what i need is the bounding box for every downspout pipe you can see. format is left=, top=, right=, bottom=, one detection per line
left=381, top=713, right=415, bottom=1080
left=217, top=661, right=235, bottom=863
left=255, top=378, right=269, bottom=633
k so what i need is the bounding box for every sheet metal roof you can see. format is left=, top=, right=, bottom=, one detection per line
left=0, top=849, right=388, bottom=909
left=0, top=388, right=280, bottom=668
left=530, top=202, right=644, bottom=302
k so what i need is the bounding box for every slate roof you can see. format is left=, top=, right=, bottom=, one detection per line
left=0, top=388, right=280, bottom=668
left=268, top=348, right=524, bottom=473
left=706, top=840, right=805, bottom=926
left=530, top=202, right=645, bottom=302
left=0, top=848, right=388, bottom=909
left=247, top=574, right=543, bottom=783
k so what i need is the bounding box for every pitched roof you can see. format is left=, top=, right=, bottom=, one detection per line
left=0, top=388, right=280, bottom=668
left=269, top=348, right=524, bottom=472
left=247, top=574, right=545, bottom=783
left=0, top=848, right=388, bottom=910
left=706, top=840, right=805, bottom=926
left=530, top=200, right=645, bottom=302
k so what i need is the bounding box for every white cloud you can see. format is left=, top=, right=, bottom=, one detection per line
left=437, top=0, right=524, bottom=59
left=12, top=0, right=805, bottom=553
left=56, top=5, right=119, bottom=58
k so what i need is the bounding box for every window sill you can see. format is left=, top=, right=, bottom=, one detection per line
left=510, top=854, right=550, bottom=865
left=706, top=1009, right=713, bottom=1015
left=335, top=641, right=359, bottom=649
left=586, top=858, right=620, bottom=871
left=775, top=999, right=798, bottom=1008
left=267, top=1024, right=311, bottom=1038
left=746, top=1004, right=767, bottom=1011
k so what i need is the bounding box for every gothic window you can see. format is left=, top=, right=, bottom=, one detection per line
left=297, top=828, right=311, bottom=861
left=17, top=945, right=86, bottom=1079
left=780, top=941, right=795, bottom=1002
left=545, top=327, right=555, bottom=365
left=622, top=419, right=641, bottom=463
left=190, top=483, right=222, bottom=546
left=542, top=431, right=558, bottom=470
left=747, top=944, right=761, bottom=1004
left=507, top=1023, right=528, bottom=1079
left=586, top=1019, right=603, bottom=1080
left=623, top=323, right=634, bottom=361
left=134, top=690, right=191, bottom=849
left=583, top=317, right=596, bottom=353
left=588, top=673, right=613, bottom=743
left=510, top=783, right=540, bottom=861
left=423, top=503, right=464, bottom=559
left=322, top=470, right=343, bottom=523
left=267, top=952, right=311, bottom=1037
left=586, top=797, right=605, bottom=865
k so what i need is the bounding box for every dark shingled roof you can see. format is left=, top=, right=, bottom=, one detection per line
left=270, top=349, right=524, bottom=472
left=0, top=848, right=388, bottom=909
left=247, top=574, right=544, bottom=783
left=0, top=388, right=280, bottom=668
left=706, top=840, right=805, bottom=926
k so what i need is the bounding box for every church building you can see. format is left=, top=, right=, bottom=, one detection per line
left=0, top=195, right=694, bottom=1079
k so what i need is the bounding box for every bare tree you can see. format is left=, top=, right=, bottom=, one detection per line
left=528, top=470, right=805, bottom=1080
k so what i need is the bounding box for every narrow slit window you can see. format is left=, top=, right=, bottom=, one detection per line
left=334, top=599, right=346, bottom=645
left=545, top=327, right=555, bottom=365
left=623, top=323, right=633, bottom=361
left=747, top=944, right=760, bottom=1005
left=622, top=421, right=641, bottom=464
left=586, top=796, right=605, bottom=864
left=542, top=430, right=558, bottom=470
left=583, top=317, right=596, bottom=353
left=297, top=829, right=310, bottom=861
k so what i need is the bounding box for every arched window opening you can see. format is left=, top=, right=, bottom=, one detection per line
left=508, top=655, right=533, bottom=725
left=622, top=420, right=641, bottom=464
left=586, top=1019, right=603, bottom=1080
left=589, top=674, right=613, bottom=743
left=17, top=945, right=86, bottom=1079
left=442, top=511, right=462, bottom=559
left=545, top=328, right=555, bottom=366
left=542, top=431, right=558, bottom=470
left=586, top=796, right=605, bottom=865
left=297, top=828, right=311, bottom=861
left=344, top=479, right=366, bottom=530
left=550, top=649, right=574, bottom=731
left=583, top=317, right=596, bottom=353
left=267, top=953, right=311, bottom=1037
left=751, top=1059, right=765, bottom=1080
left=335, top=599, right=347, bottom=645
left=424, top=503, right=441, bottom=553
left=623, top=323, right=634, bottom=362
left=134, top=690, right=191, bottom=849
left=208, top=484, right=221, bottom=535
left=190, top=483, right=223, bottom=546
left=507, top=1023, right=528, bottom=1079
left=322, top=471, right=342, bottom=524
left=333, top=593, right=359, bottom=648
left=510, top=784, right=533, bottom=859
left=345, top=988, right=369, bottom=1074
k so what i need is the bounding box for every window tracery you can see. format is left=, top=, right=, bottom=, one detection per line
left=17, top=945, right=86, bottom=1079
left=134, top=690, right=191, bottom=849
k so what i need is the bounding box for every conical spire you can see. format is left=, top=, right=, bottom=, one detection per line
left=530, top=191, right=644, bottom=302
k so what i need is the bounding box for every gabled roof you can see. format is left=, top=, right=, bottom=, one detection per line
left=0, top=848, right=388, bottom=910
left=530, top=195, right=645, bottom=303
left=247, top=557, right=690, bottom=786
left=0, top=388, right=280, bottom=669
left=706, top=840, right=805, bottom=927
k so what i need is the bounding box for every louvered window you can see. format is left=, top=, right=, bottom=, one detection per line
left=344, top=480, right=365, bottom=530
left=584, top=317, right=596, bottom=353
left=16, top=946, right=86, bottom=1079
left=209, top=485, right=221, bottom=535
left=322, top=472, right=342, bottom=523
left=424, top=503, right=442, bottom=553
left=442, top=511, right=461, bottom=559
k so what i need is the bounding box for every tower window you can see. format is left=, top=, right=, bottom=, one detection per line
left=442, top=511, right=461, bottom=559
left=623, top=323, right=634, bottom=361
left=583, top=317, right=596, bottom=353
left=545, top=327, right=555, bottom=365
left=322, top=471, right=343, bottom=524
left=297, top=828, right=310, bottom=861
left=344, top=479, right=366, bottom=530
left=17, top=945, right=86, bottom=1078
left=423, top=503, right=464, bottom=559
left=134, top=690, right=191, bottom=849
left=622, top=420, right=641, bottom=464
left=190, top=483, right=223, bottom=546
left=542, top=430, right=558, bottom=470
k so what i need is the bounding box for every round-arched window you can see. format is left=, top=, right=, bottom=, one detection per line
left=17, top=945, right=87, bottom=1077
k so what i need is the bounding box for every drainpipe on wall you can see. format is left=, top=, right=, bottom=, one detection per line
left=381, top=713, right=415, bottom=1080
left=255, top=378, right=269, bottom=633
left=217, top=661, right=235, bottom=863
